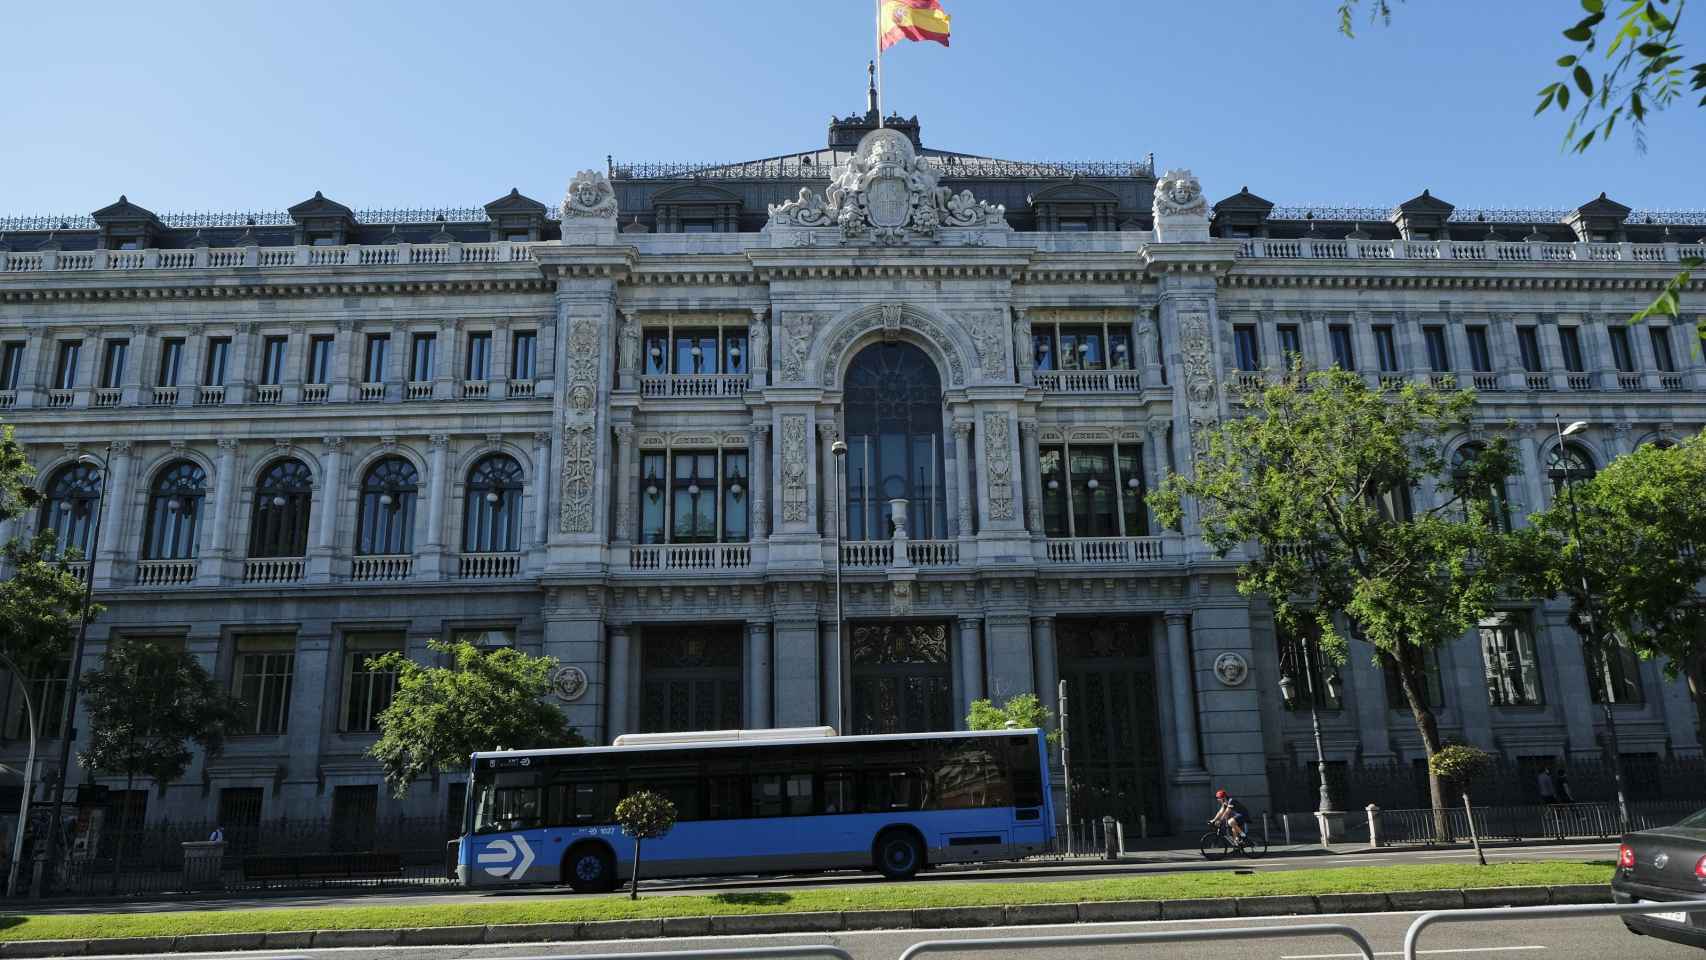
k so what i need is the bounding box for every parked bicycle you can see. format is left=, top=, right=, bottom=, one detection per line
left=1199, top=820, right=1267, bottom=859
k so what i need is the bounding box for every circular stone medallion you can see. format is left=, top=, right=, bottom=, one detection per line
left=1212, top=652, right=1250, bottom=687
left=551, top=665, right=589, bottom=702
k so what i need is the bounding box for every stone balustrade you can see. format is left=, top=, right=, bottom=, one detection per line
left=243, top=557, right=305, bottom=584
left=1034, top=370, right=1142, bottom=393
left=136, top=558, right=196, bottom=586
left=351, top=555, right=413, bottom=582
left=628, top=542, right=754, bottom=571
left=1238, top=236, right=1706, bottom=264
left=1042, top=536, right=1166, bottom=564
left=457, top=552, right=522, bottom=579
left=0, top=241, right=535, bottom=274
left=638, top=374, right=751, bottom=398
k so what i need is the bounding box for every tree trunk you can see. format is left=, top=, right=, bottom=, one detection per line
left=629, top=837, right=641, bottom=901
left=1393, top=645, right=1451, bottom=842
left=109, top=773, right=133, bottom=895
left=1688, top=652, right=1706, bottom=750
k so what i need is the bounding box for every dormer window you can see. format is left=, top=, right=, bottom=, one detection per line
left=681, top=219, right=718, bottom=233
left=1057, top=220, right=1091, bottom=232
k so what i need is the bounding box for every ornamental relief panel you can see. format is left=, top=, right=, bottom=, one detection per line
left=564, top=315, right=601, bottom=416
left=953, top=309, right=1011, bottom=381
left=780, top=415, right=809, bottom=523
left=818, top=305, right=967, bottom=387
left=559, top=310, right=604, bottom=534
left=559, top=423, right=597, bottom=533
left=779, top=313, right=819, bottom=383
left=983, top=412, right=1015, bottom=521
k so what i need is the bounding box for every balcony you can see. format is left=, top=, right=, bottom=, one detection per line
left=0, top=390, right=14, bottom=409
left=628, top=543, right=753, bottom=571
left=357, top=382, right=385, bottom=402
left=93, top=388, right=121, bottom=408
left=1525, top=374, right=1553, bottom=392
left=1567, top=374, right=1594, bottom=391
left=0, top=241, right=536, bottom=275
left=136, top=558, right=196, bottom=586
left=149, top=386, right=178, bottom=405
left=507, top=380, right=536, bottom=398
left=457, top=552, right=522, bottom=579
left=196, top=386, right=225, bottom=405
left=405, top=381, right=433, bottom=401
left=1041, top=536, right=1166, bottom=564
left=301, top=383, right=329, bottom=403
left=1034, top=370, right=1141, bottom=394
left=1661, top=375, right=1686, bottom=392
left=47, top=389, right=74, bottom=408
left=351, top=555, right=413, bottom=581
left=1470, top=374, right=1501, bottom=392
left=243, top=557, right=304, bottom=584
left=254, top=384, right=283, bottom=404
left=1238, top=236, right=1706, bottom=264
left=461, top=380, right=489, bottom=399
left=1618, top=374, right=1646, bottom=392
left=639, top=374, right=750, bottom=399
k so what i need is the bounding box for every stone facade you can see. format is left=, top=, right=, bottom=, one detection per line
left=1, top=109, right=1703, bottom=833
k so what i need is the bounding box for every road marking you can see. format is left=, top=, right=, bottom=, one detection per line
left=1281, top=947, right=1545, bottom=959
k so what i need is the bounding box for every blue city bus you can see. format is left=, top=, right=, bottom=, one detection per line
left=457, top=726, right=1054, bottom=891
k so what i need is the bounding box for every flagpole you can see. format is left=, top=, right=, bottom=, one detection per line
left=874, top=0, right=884, bottom=127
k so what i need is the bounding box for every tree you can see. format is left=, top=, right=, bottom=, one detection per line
left=0, top=534, right=95, bottom=678
left=967, top=692, right=1057, bottom=742
left=78, top=637, right=243, bottom=890
left=1149, top=370, right=1531, bottom=816
left=1338, top=0, right=1706, bottom=326
left=367, top=640, right=583, bottom=797
left=613, top=790, right=677, bottom=901
left=0, top=420, right=36, bottom=524
left=1527, top=430, right=1706, bottom=739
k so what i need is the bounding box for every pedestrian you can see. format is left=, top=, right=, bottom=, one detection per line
left=1555, top=768, right=1574, bottom=804
left=208, top=825, right=224, bottom=843
left=1536, top=766, right=1557, bottom=804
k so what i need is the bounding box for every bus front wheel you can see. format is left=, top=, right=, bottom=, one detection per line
left=564, top=843, right=616, bottom=894
left=873, top=829, right=924, bottom=881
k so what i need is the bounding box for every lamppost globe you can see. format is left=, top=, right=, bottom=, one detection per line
left=831, top=440, right=847, bottom=457
left=1561, top=420, right=1590, bottom=437
left=1277, top=673, right=1296, bottom=704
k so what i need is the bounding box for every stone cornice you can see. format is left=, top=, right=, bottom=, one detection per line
left=0, top=272, right=549, bottom=304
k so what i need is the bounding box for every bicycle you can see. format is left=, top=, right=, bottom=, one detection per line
left=1199, top=819, right=1267, bottom=860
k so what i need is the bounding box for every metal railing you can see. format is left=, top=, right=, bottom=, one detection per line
left=1403, top=900, right=1706, bottom=960
left=1374, top=800, right=1699, bottom=846
left=565, top=949, right=852, bottom=960
left=899, top=925, right=1374, bottom=960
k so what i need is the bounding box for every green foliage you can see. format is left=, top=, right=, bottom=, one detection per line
left=0, top=533, right=96, bottom=680
left=78, top=637, right=243, bottom=787
left=966, top=692, right=1056, bottom=742
left=1148, top=370, right=1533, bottom=807
left=1428, top=743, right=1493, bottom=784
left=0, top=421, right=36, bottom=523
left=615, top=790, right=679, bottom=841
left=367, top=640, right=582, bottom=798
left=1527, top=431, right=1706, bottom=726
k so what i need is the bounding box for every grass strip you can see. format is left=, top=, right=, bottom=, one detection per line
left=0, top=860, right=1613, bottom=942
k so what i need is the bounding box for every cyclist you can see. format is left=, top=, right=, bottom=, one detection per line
left=1210, top=789, right=1250, bottom=846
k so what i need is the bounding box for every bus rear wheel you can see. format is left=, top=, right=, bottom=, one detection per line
left=564, top=843, right=616, bottom=894
left=874, top=829, right=924, bottom=881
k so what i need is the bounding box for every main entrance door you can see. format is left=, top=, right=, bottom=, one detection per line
left=1057, top=617, right=1167, bottom=831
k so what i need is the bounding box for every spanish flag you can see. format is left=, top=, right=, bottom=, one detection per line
left=879, top=0, right=951, bottom=50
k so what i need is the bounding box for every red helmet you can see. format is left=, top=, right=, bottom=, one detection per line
left=1215, top=789, right=1229, bottom=799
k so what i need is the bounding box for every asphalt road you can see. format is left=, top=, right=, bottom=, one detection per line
left=35, top=842, right=1621, bottom=916
left=87, top=909, right=1703, bottom=960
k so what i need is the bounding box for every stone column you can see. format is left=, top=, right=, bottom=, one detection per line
left=750, top=424, right=770, bottom=540
left=540, top=590, right=606, bottom=740
left=606, top=625, right=633, bottom=744
left=421, top=434, right=450, bottom=579
left=1449, top=625, right=1497, bottom=752
left=748, top=308, right=770, bottom=389
left=1608, top=422, right=1635, bottom=459
left=283, top=323, right=307, bottom=404
left=1515, top=425, right=1546, bottom=520
left=1187, top=604, right=1268, bottom=815
left=72, top=329, right=98, bottom=408
left=745, top=622, right=773, bottom=728
left=984, top=614, right=1034, bottom=705
left=611, top=425, right=635, bottom=544
left=818, top=422, right=840, bottom=537
left=13, top=335, right=41, bottom=408
left=434, top=320, right=460, bottom=400
left=94, top=440, right=133, bottom=586
left=309, top=437, right=343, bottom=582
left=226, top=322, right=255, bottom=404
left=1348, top=634, right=1395, bottom=762
left=284, top=632, right=332, bottom=782
left=1657, top=654, right=1703, bottom=755
left=1031, top=617, right=1059, bottom=733
left=384, top=327, right=406, bottom=402
left=119, top=325, right=147, bottom=406
left=328, top=319, right=354, bottom=403
left=1538, top=605, right=1597, bottom=758
left=958, top=617, right=985, bottom=719
left=1165, top=612, right=1204, bottom=774
left=1019, top=419, right=1043, bottom=537
left=198, top=438, right=240, bottom=585
left=1495, top=313, right=1527, bottom=391
left=952, top=420, right=974, bottom=538
left=531, top=430, right=552, bottom=548
left=1146, top=423, right=1170, bottom=528
left=490, top=318, right=512, bottom=398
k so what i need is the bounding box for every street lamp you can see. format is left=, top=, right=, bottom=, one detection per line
left=831, top=439, right=848, bottom=735
left=1, top=649, right=39, bottom=898
left=1279, top=637, right=1339, bottom=822
left=38, top=453, right=108, bottom=896
left=1549, top=416, right=1630, bottom=829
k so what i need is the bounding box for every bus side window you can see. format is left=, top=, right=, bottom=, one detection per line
left=820, top=773, right=856, bottom=815
left=706, top=776, right=744, bottom=819
left=751, top=775, right=784, bottom=818
left=784, top=774, right=813, bottom=817
left=863, top=769, right=919, bottom=812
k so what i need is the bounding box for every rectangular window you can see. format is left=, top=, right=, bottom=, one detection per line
left=1278, top=622, right=1341, bottom=711
left=1058, top=326, right=1105, bottom=370
left=1233, top=325, right=1261, bottom=372
left=1649, top=327, right=1677, bottom=373
left=1480, top=613, right=1544, bottom=707
left=670, top=451, right=718, bottom=543
left=306, top=336, right=334, bottom=385
left=234, top=636, right=296, bottom=735
left=1373, top=325, right=1400, bottom=372
left=1277, top=325, right=1303, bottom=366
left=1118, top=445, right=1147, bottom=535
left=639, top=452, right=666, bottom=544
left=363, top=335, right=389, bottom=383
left=1590, top=638, right=1645, bottom=705
left=5, top=658, right=68, bottom=740
left=409, top=333, right=436, bottom=381
left=331, top=784, right=379, bottom=850
left=259, top=336, right=287, bottom=386
left=1328, top=325, right=1355, bottom=370
left=1032, top=330, right=1055, bottom=371
left=451, top=628, right=515, bottom=650
left=1383, top=648, right=1445, bottom=710
left=54, top=340, right=81, bottom=390
left=723, top=331, right=749, bottom=374
left=0, top=342, right=24, bottom=391
left=1609, top=326, right=1636, bottom=372
left=1039, top=442, right=1144, bottom=538
left=99, top=340, right=127, bottom=389
left=1467, top=326, right=1493, bottom=372
left=511, top=331, right=536, bottom=380
left=1039, top=446, right=1068, bottom=537
left=1423, top=326, right=1450, bottom=372
left=342, top=635, right=403, bottom=734
left=157, top=338, right=183, bottom=387
left=218, top=787, right=264, bottom=841
left=1517, top=327, right=1543, bottom=372
left=722, top=451, right=749, bottom=542
left=1559, top=327, right=1586, bottom=372
left=204, top=338, right=230, bottom=386
left=465, top=332, right=491, bottom=380
left=673, top=329, right=719, bottom=375
left=1069, top=445, right=1117, bottom=537
left=636, top=451, right=749, bottom=544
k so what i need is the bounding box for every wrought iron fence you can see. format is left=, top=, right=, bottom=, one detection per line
left=1375, top=800, right=1699, bottom=846
left=1268, top=754, right=1706, bottom=813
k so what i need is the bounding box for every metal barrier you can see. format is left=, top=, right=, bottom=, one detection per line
left=1403, top=899, right=1706, bottom=960
left=537, top=948, right=854, bottom=960
left=898, top=924, right=1375, bottom=960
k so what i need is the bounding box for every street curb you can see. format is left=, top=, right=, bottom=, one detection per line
left=0, top=884, right=1615, bottom=954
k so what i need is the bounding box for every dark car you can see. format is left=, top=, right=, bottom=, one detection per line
left=1612, top=807, right=1706, bottom=948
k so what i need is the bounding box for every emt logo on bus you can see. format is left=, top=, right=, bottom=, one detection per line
left=476, top=834, right=536, bottom=879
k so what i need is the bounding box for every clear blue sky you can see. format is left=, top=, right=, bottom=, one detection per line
left=2, top=1, right=1702, bottom=217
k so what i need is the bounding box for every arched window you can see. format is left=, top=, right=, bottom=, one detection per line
left=1452, top=443, right=1511, bottom=532
left=143, top=461, right=207, bottom=560
left=248, top=459, right=314, bottom=558
left=356, top=457, right=419, bottom=555
left=1546, top=442, right=1597, bottom=496
left=39, top=462, right=102, bottom=559
left=843, top=342, right=947, bottom=540
left=463, top=454, right=523, bottom=553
